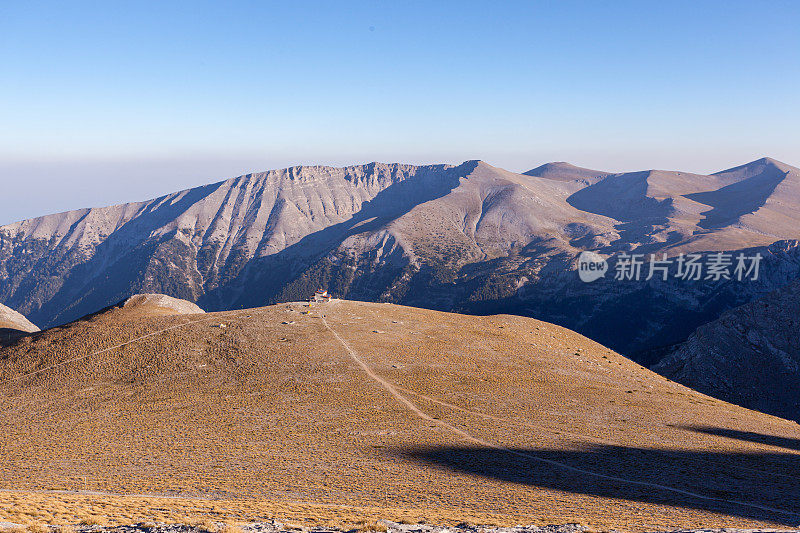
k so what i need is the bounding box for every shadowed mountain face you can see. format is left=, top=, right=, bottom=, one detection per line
left=1, top=158, right=800, bottom=370
left=654, top=280, right=800, bottom=422
left=686, top=425, right=800, bottom=451
left=687, top=158, right=793, bottom=230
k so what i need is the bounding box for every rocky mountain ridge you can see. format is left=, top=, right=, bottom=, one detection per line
left=1, top=157, right=799, bottom=364
left=654, top=280, right=800, bottom=422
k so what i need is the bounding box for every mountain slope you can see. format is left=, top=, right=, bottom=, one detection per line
left=2, top=158, right=800, bottom=362
left=0, top=162, right=467, bottom=326
left=0, top=300, right=798, bottom=529
left=654, top=280, right=800, bottom=422
left=689, top=157, right=800, bottom=234
left=0, top=160, right=621, bottom=326
left=0, top=303, right=38, bottom=333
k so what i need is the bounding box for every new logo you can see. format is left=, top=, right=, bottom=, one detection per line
left=577, top=251, right=608, bottom=283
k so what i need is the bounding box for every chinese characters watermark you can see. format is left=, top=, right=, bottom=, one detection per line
left=578, top=252, right=763, bottom=283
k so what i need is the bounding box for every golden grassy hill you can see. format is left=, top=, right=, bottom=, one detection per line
left=0, top=299, right=798, bottom=532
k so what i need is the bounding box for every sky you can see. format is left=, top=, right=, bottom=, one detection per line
left=1, top=0, right=799, bottom=224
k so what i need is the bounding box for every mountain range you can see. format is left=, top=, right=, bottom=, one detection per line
left=2, top=156, right=800, bottom=420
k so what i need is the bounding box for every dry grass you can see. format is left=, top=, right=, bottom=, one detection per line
left=0, top=491, right=532, bottom=529
left=0, top=301, right=798, bottom=532
left=77, top=517, right=106, bottom=527
left=192, top=520, right=218, bottom=533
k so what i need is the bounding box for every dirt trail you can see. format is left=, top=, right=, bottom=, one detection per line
left=320, top=311, right=799, bottom=520
left=2, top=302, right=795, bottom=521
left=0, top=313, right=238, bottom=386
left=394, top=384, right=796, bottom=481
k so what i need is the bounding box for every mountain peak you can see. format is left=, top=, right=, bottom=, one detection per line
left=524, top=161, right=611, bottom=182
left=455, top=159, right=497, bottom=175
left=745, top=156, right=794, bottom=171
left=714, top=156, right=797, bottom=176
left=757, top=156, right=797, bottom=172
left=530, top=161, right=579, bottom=170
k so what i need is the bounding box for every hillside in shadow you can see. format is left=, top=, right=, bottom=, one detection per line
left=685, top=426, right=800, bottom=452
left=399, top=439, right=800, bottom=525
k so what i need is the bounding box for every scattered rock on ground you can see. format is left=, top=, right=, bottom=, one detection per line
left=36, top=522, right=799, bottom=533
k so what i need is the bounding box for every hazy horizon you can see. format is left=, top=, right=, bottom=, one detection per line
left=2, top=0, right=799, bottom=224
left=3, top=152, right=800, bottom=226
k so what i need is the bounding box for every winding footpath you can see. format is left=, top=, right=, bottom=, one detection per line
left=0, top=313, right=235, bottom=386
left=320, top=312, right=799, bottom=521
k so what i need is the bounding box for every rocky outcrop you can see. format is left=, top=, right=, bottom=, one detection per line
left=654, top=280, right=800, bottom=422
left=121, top=293, right=205, bottom=316
left=0, top=302, right=39, bottom=345
left=3, top=521, right=794, bottom=533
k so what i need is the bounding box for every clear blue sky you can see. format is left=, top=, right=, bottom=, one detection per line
left=1, top=1, right=799, bottom=224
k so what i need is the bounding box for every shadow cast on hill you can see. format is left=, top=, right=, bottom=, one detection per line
left=685, top=166, right=788, bottom=230
left=684, top=425, right=800, bottom=452
left=565, top=172, right=680, bottom=251
left=0, top=328, right=33, bottom=347
left=396, top=443, right=800, bottom=524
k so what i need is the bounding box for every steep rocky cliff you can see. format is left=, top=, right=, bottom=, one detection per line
left=654, top=280, right=800, bottom=421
